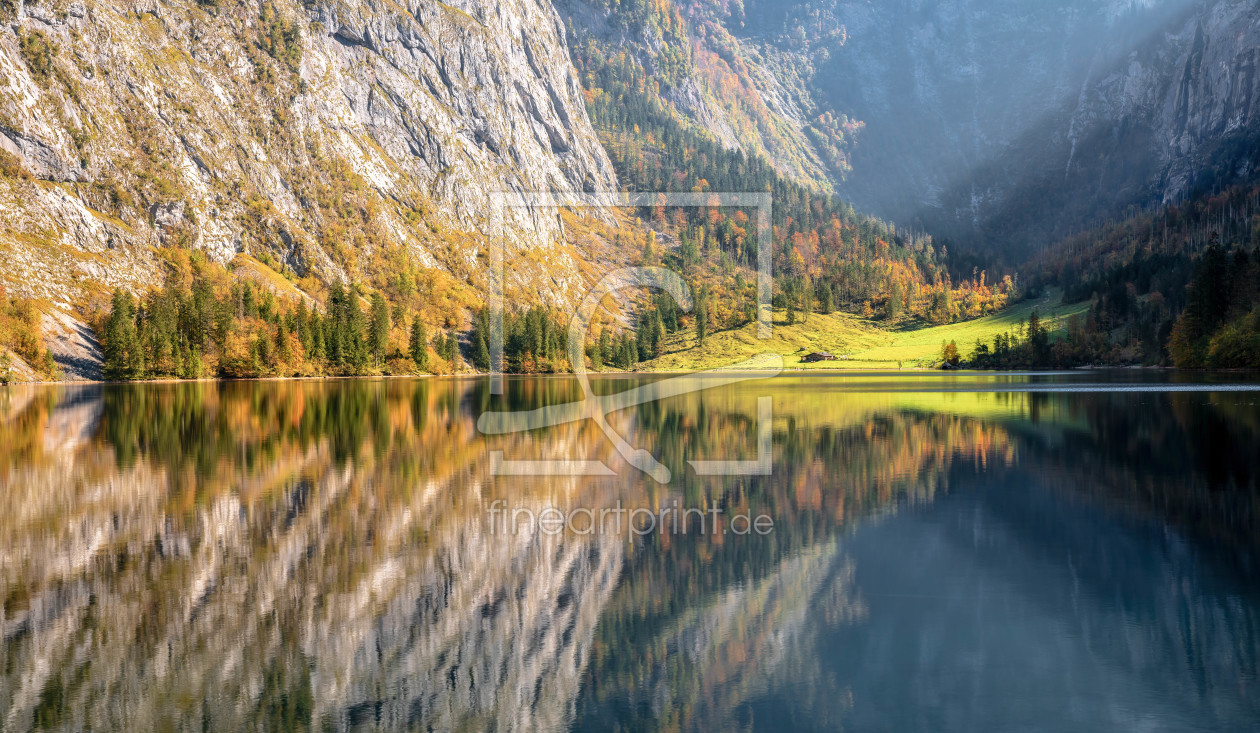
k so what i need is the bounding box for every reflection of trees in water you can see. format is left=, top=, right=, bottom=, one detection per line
left=573, top=383, right=1260, bottom=732
left=0, top=379, right=1032, bottom=733
left=577, top=394, right=1020, bottom=732
left=1017, top=391, right=1260, bottom=554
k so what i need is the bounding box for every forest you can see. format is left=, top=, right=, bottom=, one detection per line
left=43, top=171, right=1260, bottom=380
left=81, top=188, right=1256, bottom=380
left=10, top=161, right=1255, bottom=380
left=94, top=252, right=460, bottom=380
left=1022, top=181, right=1260, bottom=368
left=570, top=34, right=1017, bottom=328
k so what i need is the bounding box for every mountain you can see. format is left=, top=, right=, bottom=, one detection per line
left=3, top=0, right=1255, bottom=298
left=567, top=0, right=1259, bottom=254
left=557, top=0, right=864, bottom=193
left=735, top=0, right=1260, bottom=253
left=550, top=0, right=1260, bottom=369
left=0, top=0, right=615, bottom=308
left=932, top=0, right=1260, bottom=253
left=1, top=0, right=1257, bottom=377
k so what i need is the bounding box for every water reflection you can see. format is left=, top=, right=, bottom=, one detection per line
left=0, top=374, right=1257, bottom=732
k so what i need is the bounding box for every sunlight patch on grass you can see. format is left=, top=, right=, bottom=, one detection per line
left=639, top=290, right=1090, bottom=371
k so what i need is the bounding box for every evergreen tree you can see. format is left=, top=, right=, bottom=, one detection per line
left=369, top=292, right=390, bottom=366
left=310, top=310, right=325, bottom=361
left=598, top=329, right=611, bottom=368
left=183, top=341, right=203, bottom=379
left=819, top=282, right=834, bottom=315
left=346, top=289, right=368, bottom=368
left=255, top=332, right=273, bottom=374
left=621, top=333, right=637, bottom=369
left=325, top=284, right=368, bottom=370
left=325, top=284, right=347, bottom=366
left=240, top=281, right=256, bottom=319
left=651, top=309, right=665, bottom=358
left=695, top=293, right=708, bottom=346
left=275, top=323, right=293, bottom=365
left=104, top=289, right=143, bottom=379
left=409, top=319, right=429, bottom=372
left=1027, top=310, right=1050, bottom=364
left=434, top=332, right=458, bottom=364
left=295, top=299, right=312, bottom=353
left=643, top=230, right=657, bottom=264
left=636, top=311, right=653, bottom=362
left=1171, top=244, right=1231, bottom=367
left=473, top=330, right=491, bottom=372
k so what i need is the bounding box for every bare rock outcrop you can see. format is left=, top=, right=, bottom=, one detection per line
left=0, top=0, right=617, bottom=304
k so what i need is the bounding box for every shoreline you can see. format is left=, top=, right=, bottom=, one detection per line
left=8, top=364, right=1258, bottom=387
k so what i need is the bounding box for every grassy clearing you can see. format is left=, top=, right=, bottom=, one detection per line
left=839, top=291, right=1090, bottom=368
left=639, top=290, right=1089, bottom=371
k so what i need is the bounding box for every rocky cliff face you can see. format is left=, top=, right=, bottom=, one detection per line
left=557, top=0, right=861, bottom=193
left=732, top=0, right=1259, bottom=252
left=581, top=0, right=1254, bottom=253
left=1018, top=0, right=1260, bottom=229
left=0, top=0, right=616, bottom=305
left=747, top=0, right=1167, bottom=219
left=921, top=0, right=1260, bottom=252
left=1120, top=0, right=1260, bottom=197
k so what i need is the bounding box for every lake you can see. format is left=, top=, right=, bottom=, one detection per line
left=1, top=373, right=1258, bottom=732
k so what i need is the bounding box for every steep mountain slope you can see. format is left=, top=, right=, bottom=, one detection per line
left=740, top=0, right=1184, bottom=225
left=0, top=0, right=616, bottom=307
left=557, top=0, right=863, bottom=192
left=731, top=0, right=1259, bottom=254
left=958, top=0, right=1260, bottom=253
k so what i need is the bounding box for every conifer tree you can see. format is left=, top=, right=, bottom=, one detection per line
left=409, top=319, right=429, bottom=372
left=346, top=289, right=368, bottom=368
left=651, top=310, right=665, bottom=358
left=695, top=292, right=708, bottom=346
left=473, top=330, right=491, bottom=372
left=104, top=289, right=143, bottom=379
left=598, top=329, right=611, bottom=369
left=369, top=292, right=390, bottom=366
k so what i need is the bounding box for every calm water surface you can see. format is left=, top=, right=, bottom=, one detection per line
left=1, top=373, right=1258, bottom=732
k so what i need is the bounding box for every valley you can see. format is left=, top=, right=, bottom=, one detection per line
left=0, top=0, right=1257, bottom=381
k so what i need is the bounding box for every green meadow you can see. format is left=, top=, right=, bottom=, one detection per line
left=642, top=290, right=1090, bottom=371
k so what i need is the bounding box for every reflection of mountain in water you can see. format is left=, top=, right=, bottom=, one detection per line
left=574, top=386, right=1024, bottom=732
left=571, top=378, right=1260, bottom=732
left=806, top=470, right=1260, bottom=732
left=574, top=541, right=867, bottom=732
left=0, top=382, right=624, bottom=732
left=1, top=376, right=1258, bottom=732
